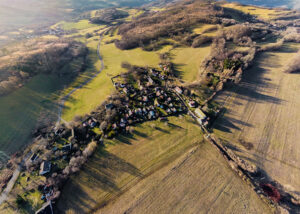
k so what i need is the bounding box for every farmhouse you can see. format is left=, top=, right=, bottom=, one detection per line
left=39, top=161, right=51, bottom=175
left=175, top=86, right=183, bottom=94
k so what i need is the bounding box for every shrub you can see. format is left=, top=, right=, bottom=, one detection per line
left=192, top=35, right=212, bottom=48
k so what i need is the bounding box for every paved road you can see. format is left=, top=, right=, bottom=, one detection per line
left=56, top=33, right=105, bottom=125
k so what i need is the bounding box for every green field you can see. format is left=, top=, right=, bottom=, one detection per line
left=62, top=38, right=170, bottom=121
left=170, top=45, right=211, bottom=83
left=0, top=74, right=69, bottom=160
left=52, top=19, right=98, bottom=31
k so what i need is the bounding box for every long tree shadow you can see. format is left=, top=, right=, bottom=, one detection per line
left=57, top=145, right=143, bottom=213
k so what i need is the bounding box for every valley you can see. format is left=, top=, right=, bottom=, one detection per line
left=0, top=0, right=300, bottom=213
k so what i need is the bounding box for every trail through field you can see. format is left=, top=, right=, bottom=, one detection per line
left=213, top=44, right=300, bottom=192
left=56, top=34, right=105, bottom=125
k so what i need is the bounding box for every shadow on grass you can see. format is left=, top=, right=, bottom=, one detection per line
left=57, top=145, right=143, bottom=213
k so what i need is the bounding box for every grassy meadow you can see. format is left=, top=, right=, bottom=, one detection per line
left=170, top=45, right=211, bottom=83
left=0, top=74, right=69, bottom=160
left=222, top=3, right=290, bottom=20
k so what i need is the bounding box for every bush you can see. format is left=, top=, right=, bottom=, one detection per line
left=83, top=141, right=97, bottom=157
left=192, top=35, right=212, bottom=48
left=107, top=130, right=116, bottom=139
left=16, top=195, right=26, bottom=208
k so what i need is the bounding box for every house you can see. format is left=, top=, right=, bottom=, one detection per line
left=175, top=86, right=183, bottom=94
left=143, top=96, right=149, bottom=102
left=30, top=153, right=39, bottom=162
left=195, top=108, right=207, bottom=120
left=148, top=76, right=154, bottom=85
left=188, top=100, right=197, bottom=108
left=39, top=161, right=51, bottom=175
left=148, top=111, right=155, bottom=119
left=62, top=144, right=72, bottom=152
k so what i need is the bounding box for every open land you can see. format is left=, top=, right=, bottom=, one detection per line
left=57, top=116, right=271, bottom=214
left=213, top=43, right=300, bottom=194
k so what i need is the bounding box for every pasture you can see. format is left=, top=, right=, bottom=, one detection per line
left=213, top=43, right=300, bottom=193
left=170, top=45, right=211, bottom=83
left=222, top=3, right=290, bottom=20
left=0, top=74, right=68, bottom=160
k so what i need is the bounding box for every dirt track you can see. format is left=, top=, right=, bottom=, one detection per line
left=214, top=44, right=300, bottom=194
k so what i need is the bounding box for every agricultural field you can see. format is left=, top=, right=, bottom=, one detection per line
left=213, top=43, right=300, bottom=193
left=222, top=3, right=290, bottom=20
left=192, top=24, right=218, bottom=37
left=0, top=74, right=69, bottom=160
left=170, top=45, right=211, bottom=83
left=57, top=116, right=271, bottom=214
left=51, top=20, right=98, bottom=31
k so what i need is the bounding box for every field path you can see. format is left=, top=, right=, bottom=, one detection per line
left=56, top=33, right=105, bottom=125
left=0, top=166, right=20, bottom=205
left=0, top=152, right=31, bottom=205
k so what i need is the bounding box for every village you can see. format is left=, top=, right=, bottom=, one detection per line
left=15, top=61, right=214, bottom=213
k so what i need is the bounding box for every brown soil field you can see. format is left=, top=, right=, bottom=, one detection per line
left=96, top=142, right=271, bottom=214
left=213, top=43, right=300, bottom=194
left=57, top=116, right=271, bottom=214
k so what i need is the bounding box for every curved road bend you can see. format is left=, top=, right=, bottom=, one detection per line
left=56, top=33, right=105, bottom=125
left=0, top=32, right=105, bottom=205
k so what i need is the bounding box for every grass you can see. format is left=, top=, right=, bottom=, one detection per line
left=62, top=36, right=167, bottom=121
left=52, top=19, right=98, bottom=31
left=57, top=115, right=271, bottom=213
left=213, top=43, right=300, bottom=195
left=170, top=45, right=211, bottom=83
left=0, top=74, right=70, bottom=160
left=222, top=3, right=289, bottom=20
left=192, top=24, right=217, bottom=36
left=57, top=115, right=204, bottom=213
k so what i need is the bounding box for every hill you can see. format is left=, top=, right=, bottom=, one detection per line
left=1, top=0, right=300, bottom=213
left=0, top=39, right=88, bottom=96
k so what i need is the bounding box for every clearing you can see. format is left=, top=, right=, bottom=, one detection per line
left=213, top=43, right=300, bottom=193
left=222, top=3, right=290, bottom=20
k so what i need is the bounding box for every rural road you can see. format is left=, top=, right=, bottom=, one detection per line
left=0, top=32, right=105, bottom=206
left=0, top=152, right=31, bottom=205
left=56, top=32, right=105, bottom=125
left=0, top=166, right=21, bottom=205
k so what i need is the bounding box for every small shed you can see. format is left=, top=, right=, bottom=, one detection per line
left=195, top=108, right=207, bottom=120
